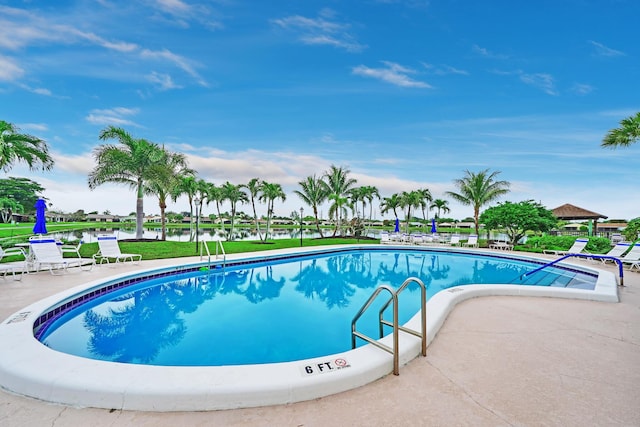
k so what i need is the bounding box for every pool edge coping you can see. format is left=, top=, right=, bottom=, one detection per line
left=0, top=245, right=619, bottom=411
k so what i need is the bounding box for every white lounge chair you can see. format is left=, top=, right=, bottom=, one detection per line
left=95, top=235, right=142, bottom=265
left=619, top=243, right=640, bottom=269
left=29, top=238, right=95, bottom=274
left=543, top=238, right=589, bottom=256
left=598, top=242, right=631, bottom=264
left=379, top=232, right=392, bottom=244
left=0, top=246, right=27, bottom=280
left=462, top=234, right=479, bottom=248
left=60, top=240, right=83, bottom=258
left=449, top=235, right=461, bottom=246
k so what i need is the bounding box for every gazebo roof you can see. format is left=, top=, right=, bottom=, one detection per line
left=552, top=203, right=608, bottom=220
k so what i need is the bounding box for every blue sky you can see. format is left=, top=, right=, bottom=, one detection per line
left=1, top=0, right=638, bottom=221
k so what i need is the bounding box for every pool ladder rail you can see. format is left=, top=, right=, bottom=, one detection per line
left=199, top=239, right=226, bottom=270
left=351, top=277, right=427, bottom=376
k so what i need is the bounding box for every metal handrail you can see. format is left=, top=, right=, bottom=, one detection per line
left=521, top=253, right=624, bottom=286
left=351, top=285, right=400, bottom=375
left=378, top=277, right=427, bottom=358
left=199, top=239, right=226, bottom=270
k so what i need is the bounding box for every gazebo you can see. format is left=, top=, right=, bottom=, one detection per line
left=551, top=203, right=608, bottom=234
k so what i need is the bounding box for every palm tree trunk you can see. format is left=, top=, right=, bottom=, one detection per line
left=160, top=202, right=167, bottom=240
left=136, top=182, right=144, bottom=239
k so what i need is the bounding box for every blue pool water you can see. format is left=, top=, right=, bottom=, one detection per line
left=38, top=248, right=596, bottom=366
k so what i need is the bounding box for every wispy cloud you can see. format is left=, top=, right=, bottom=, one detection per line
left=0, top=55, right=24, bottom=81
left=472, top=44, right=509, bottom=60
left=140, top=48, right=208, bottom=87
left=0, top=5, right=207, bottom=88
left=353, top=61, right=431, bottom=88
left=422, top=62, right=469, bottom=76
left=271, top=9, right=366, bottom=52
left=146, top=71, right=182, bottom=90
left=519, top=72, right=557, bottom=96
left=589, top=40, right=625, bottom=57
left=85, top=107, right=141, bottom=127
left=152, top=0, right=225, bottom=30
left=570, top=83, right=594, bottom=95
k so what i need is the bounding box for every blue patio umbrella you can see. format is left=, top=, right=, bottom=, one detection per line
left=394, top=218, right=400, bottom=232
left=33, top=199, right=47, bottom=235
left=431, top=218, right=437, bottom=233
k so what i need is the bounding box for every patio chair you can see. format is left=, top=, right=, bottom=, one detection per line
left=598, top=242, right=632, bottom=264
left=94, top=235, right=142, bottom=265
left=29, top=238, right=94, bottom=274
left=449, top=235, right=461, bottom=246
left=0, top=246, right=28, bottom=281
left=543, top=238, right=589, bottom=256
left=462, top=234, right=479, bottom=248
left=619, top=243, right=640, bottom=269
left=379, top=232, right=392, bottom=244
left=60, top=240, right=83, bottom=258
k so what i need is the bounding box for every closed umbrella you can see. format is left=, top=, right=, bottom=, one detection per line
left=431, top=218, right=437, bottom=233
left=394, top=218, right=400, bottom=233
left=33, top=199, right=47, bottom=235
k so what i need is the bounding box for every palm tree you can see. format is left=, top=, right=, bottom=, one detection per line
left=221, top=182, right=248, bottom=240
left=0, top=120, right=54, bottom=172
left=430, top=198, right=450, bottom=219
left=243, top=178, right=264, bottom=242
left=446, top=169, right=510, bottom=235
left=602, top=112, right=640, bottom=148
left=88, top=126, right=163, bottom=239
left=350, top=185, right=379, bottom=234
left=171, top=175, right=199, bottom=241
left=294, top=174, right=328, bottom=238
left=201, top=181, right=224, bottom=231
left=259, top=181, right=286, bottom=241
left=380, top=193, right=402, bottom=220
left=145, top=148, right=193, bottom=240
left=399, top=190, right=423, bottom=233
left=323, top=165, right=357, bottom=236
left=417, top=187, right=433, bottom=224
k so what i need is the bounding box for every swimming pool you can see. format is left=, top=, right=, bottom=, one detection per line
left=0, top=245, right=619, bottom=411
left=37, top=248, right=599, bottom=367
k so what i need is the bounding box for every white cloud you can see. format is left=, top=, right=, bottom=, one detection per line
left=146, top=71, right=182, bottom=90
left=352, top=61, right=431, bottom=88
left=140, top=48, right=208, bottom=87
left=271, top=11, right=366, bottom=52
left=472, top=44, right=509, bottom=59
left=519, top=72, right=557, bottom=96
left=85, top=107, right=141, bottom=127
left=589, top=40, right=625, bottom=57
left=0, top=55, right=24, bottom=81
left=571, top=83, right=594, bottom=95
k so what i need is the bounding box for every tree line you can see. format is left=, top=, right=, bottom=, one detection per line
left=1, top=115, right=638, bottom=242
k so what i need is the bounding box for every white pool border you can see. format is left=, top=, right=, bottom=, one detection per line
left=0, top=245, right=619, bottom=411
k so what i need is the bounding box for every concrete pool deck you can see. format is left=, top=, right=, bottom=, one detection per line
left=0, top=250, right=639, bottom=426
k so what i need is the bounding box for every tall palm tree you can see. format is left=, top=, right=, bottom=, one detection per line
left=380, top=193, right=402, bottom=220
left=221, top=182, right=248, bottom=240
left=602, top=112, right=640, bottom=148
left=0, top=120, right=54, bottom=172
left=430, top=198, right=450, bottom=219
left=243, top=178, right=264, bottom=242
left=88, top=126, right=163, bottom=239
left=294, top=174, right=328, bottom=238
left=350, top=185, right=379, bottom=234
left=145, top=148, right=193, bottom=240
left=171, top=175, right=199, bottom=241
left=323, top=165, right=357, bottom=236
left=259, top=181, right=286, bottom=241
left=446, top=169, right=510, bottom=235
left=417, top=187, right=433, bottom=224
left=399, top=190, right=423, bottom=233
left=203, top=181, right=224, bottom=231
